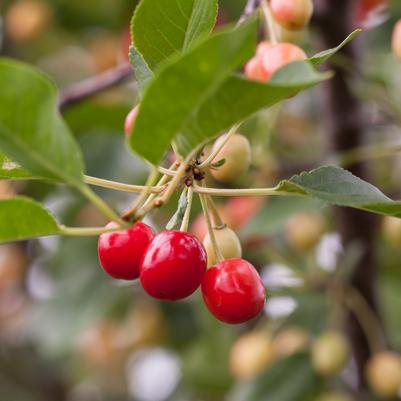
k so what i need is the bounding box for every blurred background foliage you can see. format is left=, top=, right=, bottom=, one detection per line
left=1, top=1, right=401, bottom=401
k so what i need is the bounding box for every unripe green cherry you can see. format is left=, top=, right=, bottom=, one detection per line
left=366, top=351, right=401, bottom=398
left=270, top=0, right=313, bottom=31
left=392, top=20, right=401, bottom=60
left=311, top=331, right=349, bottom=376
left=210, top=133, right=251, bottom=183
left=203, top=226, right=242, bottom=267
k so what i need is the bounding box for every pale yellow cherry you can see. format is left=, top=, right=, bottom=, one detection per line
left=366, top=351, right=401, bottom=398
left=203, top=226, right=242, bottom=267
left=211, top=133, right=251, bottom=183
left=311, top=331, right=349, bottom=376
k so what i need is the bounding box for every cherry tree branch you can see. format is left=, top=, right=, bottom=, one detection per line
left=58, top=62, right=133, bottom=111
left=314, top=0, right=385, bottom=395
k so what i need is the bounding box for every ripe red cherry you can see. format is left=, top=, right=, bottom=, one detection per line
left=201, top=258, right=266, bottom=324
left=124, top=105, right=139, bottom=136
left=98, top=221, right=155, bottom=280
left=140, top=230, right=207, bottom=301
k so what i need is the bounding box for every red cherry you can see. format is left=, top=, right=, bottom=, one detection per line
left=140, top=230, right=207, bottom=301
left=98, top=222, right=155, bottom=280
left=201, top=258, right=266, bottom=324
left=124, top=105, right=139, bottom=136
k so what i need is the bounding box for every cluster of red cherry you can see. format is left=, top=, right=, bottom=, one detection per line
left=98, top=224, right=266, bottom=324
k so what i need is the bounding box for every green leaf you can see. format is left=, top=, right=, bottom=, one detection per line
left=129, top=45, right=154, bottom=97
left=0, top=197, right=60, bottom=243
left=276, top=166, right=401, bottom=218
left=232, top=353, right=320, bottom=401
left=176, top=62, right=331, bottom=155
left=131, top=0, right=218, bottom=70
left=166, top=188, right=188, bottom=230
left=0, top=58, right=84, bottom=186
left=130, top=19, right=258, bottom=164
left=309, top=29, right=362, bottom=65
left=0, top=154, right=38, bottom=180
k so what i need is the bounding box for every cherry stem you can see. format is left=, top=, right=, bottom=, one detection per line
left=199, top=190, right=224, bottom=263
left=122, top=166, right=160, bottom=220
left=342, top=284, right=387, bottom=355
left=134, top=161, right=179, bottom=220
left=180, top=187, right=193, bottom=232
left=158, top=151, right=196, bottom=205
left=206, top=196, right=225, bottom=229
left=59, top=225, right=122, bottom=236
left=260, top=0, right=279, bottom=45
left=198, top=124, right=240, bottom=169
left=193, top=184, right=293, bottom=197
left=171, top=141, right=182, bottom=161
left=84, top=175, right=164, bottom=193
left=77, top=184, right=127, bottom=227
left=157, top=166, right=176, bottom=176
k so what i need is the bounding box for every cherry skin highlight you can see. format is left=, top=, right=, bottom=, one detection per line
left=201, top=258, right=266, bottom=324
left=98, top=222, right=155, bottom=280
left=124, top=105, right=139, bottom=136
left=140, top=230, right=207, bottom=301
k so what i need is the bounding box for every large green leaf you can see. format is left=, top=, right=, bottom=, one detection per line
left=176, top=62, right=331, bottom=155
left=231, top=353, right=320, bottom=401
left=276, top=166, right=401, bottom=218
left=131, top=0, right=218, bottom=70
left=129, top=19, right=258, bottom=164
left=129, top=46, right=154, bottom=97
left=0, top=197, right=60, bottom=243
left=0, top=154, right=37, bottom=180
left=0, top=58, right=84, bottom=186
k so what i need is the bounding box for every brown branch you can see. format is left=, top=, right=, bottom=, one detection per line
left=58, top=62, right=133, bottom=111
left=314, top=0, right=385, bottom=395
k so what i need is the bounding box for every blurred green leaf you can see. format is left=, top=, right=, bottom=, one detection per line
left=277, top=166, right=401, bottom=218
left=131, top=0, right=218, bottom=70
left=0, top=58, right=84, bottom=186
left=243, top=196, right=324, bottom=236
left=231, top=353, right=320, bottom=401
left=130, top=19, right=258, bottom=163
left=0, top=154, right=38, bottom=180
left=309, top=29, right=362, bottom=65
left=0, top=197, right=60, bottom=243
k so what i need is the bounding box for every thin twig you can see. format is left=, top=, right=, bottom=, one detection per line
left=58, top=62, right=133, bottom=110
left=238, top=0, right=261, bottom=24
